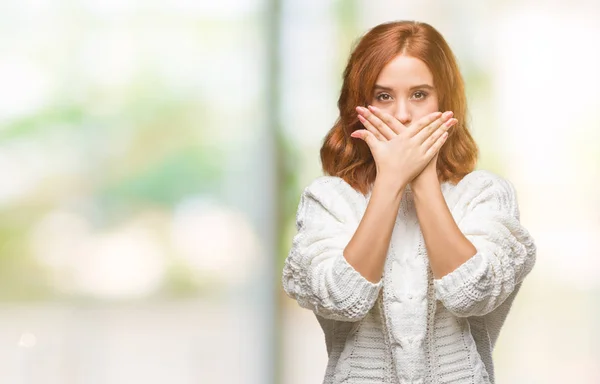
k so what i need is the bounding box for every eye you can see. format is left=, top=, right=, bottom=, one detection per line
left=375, top=92, right=392, bottom=102
left=412, top=91, right=428, bottom=100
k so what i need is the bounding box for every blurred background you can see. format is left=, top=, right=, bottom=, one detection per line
left=0, top=0, right=598, bottom=383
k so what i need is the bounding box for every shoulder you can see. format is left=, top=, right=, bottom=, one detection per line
left=450, top=169, right=520, bottom=218
left=299, top=175, right=367, bottom=223
left=460, top=169, right=516, bottom=196
left=303, top=175, right=363, bottom=200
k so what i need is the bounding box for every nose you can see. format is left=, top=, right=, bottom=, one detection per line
left=393, top=101, right=412, bottom=126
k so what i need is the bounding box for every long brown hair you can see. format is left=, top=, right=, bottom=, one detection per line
left=320, top=20, right=479, bottom=195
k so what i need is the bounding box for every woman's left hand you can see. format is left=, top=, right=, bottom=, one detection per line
left=357, top=105, right=457, bottom=186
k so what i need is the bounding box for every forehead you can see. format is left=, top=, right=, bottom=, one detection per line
left=375, top=54, right=434, bottom=87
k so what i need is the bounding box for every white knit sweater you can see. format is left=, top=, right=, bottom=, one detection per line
left=282, top=169, right=536, bottom=384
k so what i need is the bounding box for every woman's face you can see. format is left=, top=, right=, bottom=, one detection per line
left=370, top=54, right=439, bottom=127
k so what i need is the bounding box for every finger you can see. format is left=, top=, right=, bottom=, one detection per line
left=356, top=106, right=396, bottom=140
left=415, top=112, right=454, bottom=144
left=425, top=131, right=449, bottom=158
left=367, top=105, right=406, bottom=134
left=357, top=114, right=387, bottom=142
left=407, top=111, right=443, bottom=137
left=423, top=118, right=456, bottom=151
left=350, top=129, right=379, bottom=148
left=414, top=111, right=453, bottom=143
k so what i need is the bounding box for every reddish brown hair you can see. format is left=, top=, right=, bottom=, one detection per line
left=320, top=20, right=479, bottom=195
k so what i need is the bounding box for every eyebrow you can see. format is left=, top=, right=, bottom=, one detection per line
left=373, top=84, right=435, bottom=92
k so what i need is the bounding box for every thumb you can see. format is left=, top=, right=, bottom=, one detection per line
left=350, top=129, right=377, bottom=147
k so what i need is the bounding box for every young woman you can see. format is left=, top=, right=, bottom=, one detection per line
left=282, top=21, right=536, bottom=384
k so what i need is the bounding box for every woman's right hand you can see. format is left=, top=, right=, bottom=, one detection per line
left=351, top=106, right=456, bottom=186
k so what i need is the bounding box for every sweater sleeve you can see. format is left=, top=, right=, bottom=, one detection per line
left=433, top=172, right=537, bottom=317
left=282, top=177, right=382, bottom=322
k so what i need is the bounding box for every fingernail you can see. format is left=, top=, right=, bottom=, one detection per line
left=445, top=118, right=457, bottom=127
left=442, top=111, right=454, bottom=119
left=367, top=105, right=376, bottom=111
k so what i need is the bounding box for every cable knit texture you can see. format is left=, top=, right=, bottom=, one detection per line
left=282, top=169, right=537, bottom=384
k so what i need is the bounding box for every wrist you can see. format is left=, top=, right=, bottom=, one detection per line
left=412, top=168, right=437, bottom=185
left=375, top=174, right=408, bottom=197
left=411, top=175, right=441, bottom=200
